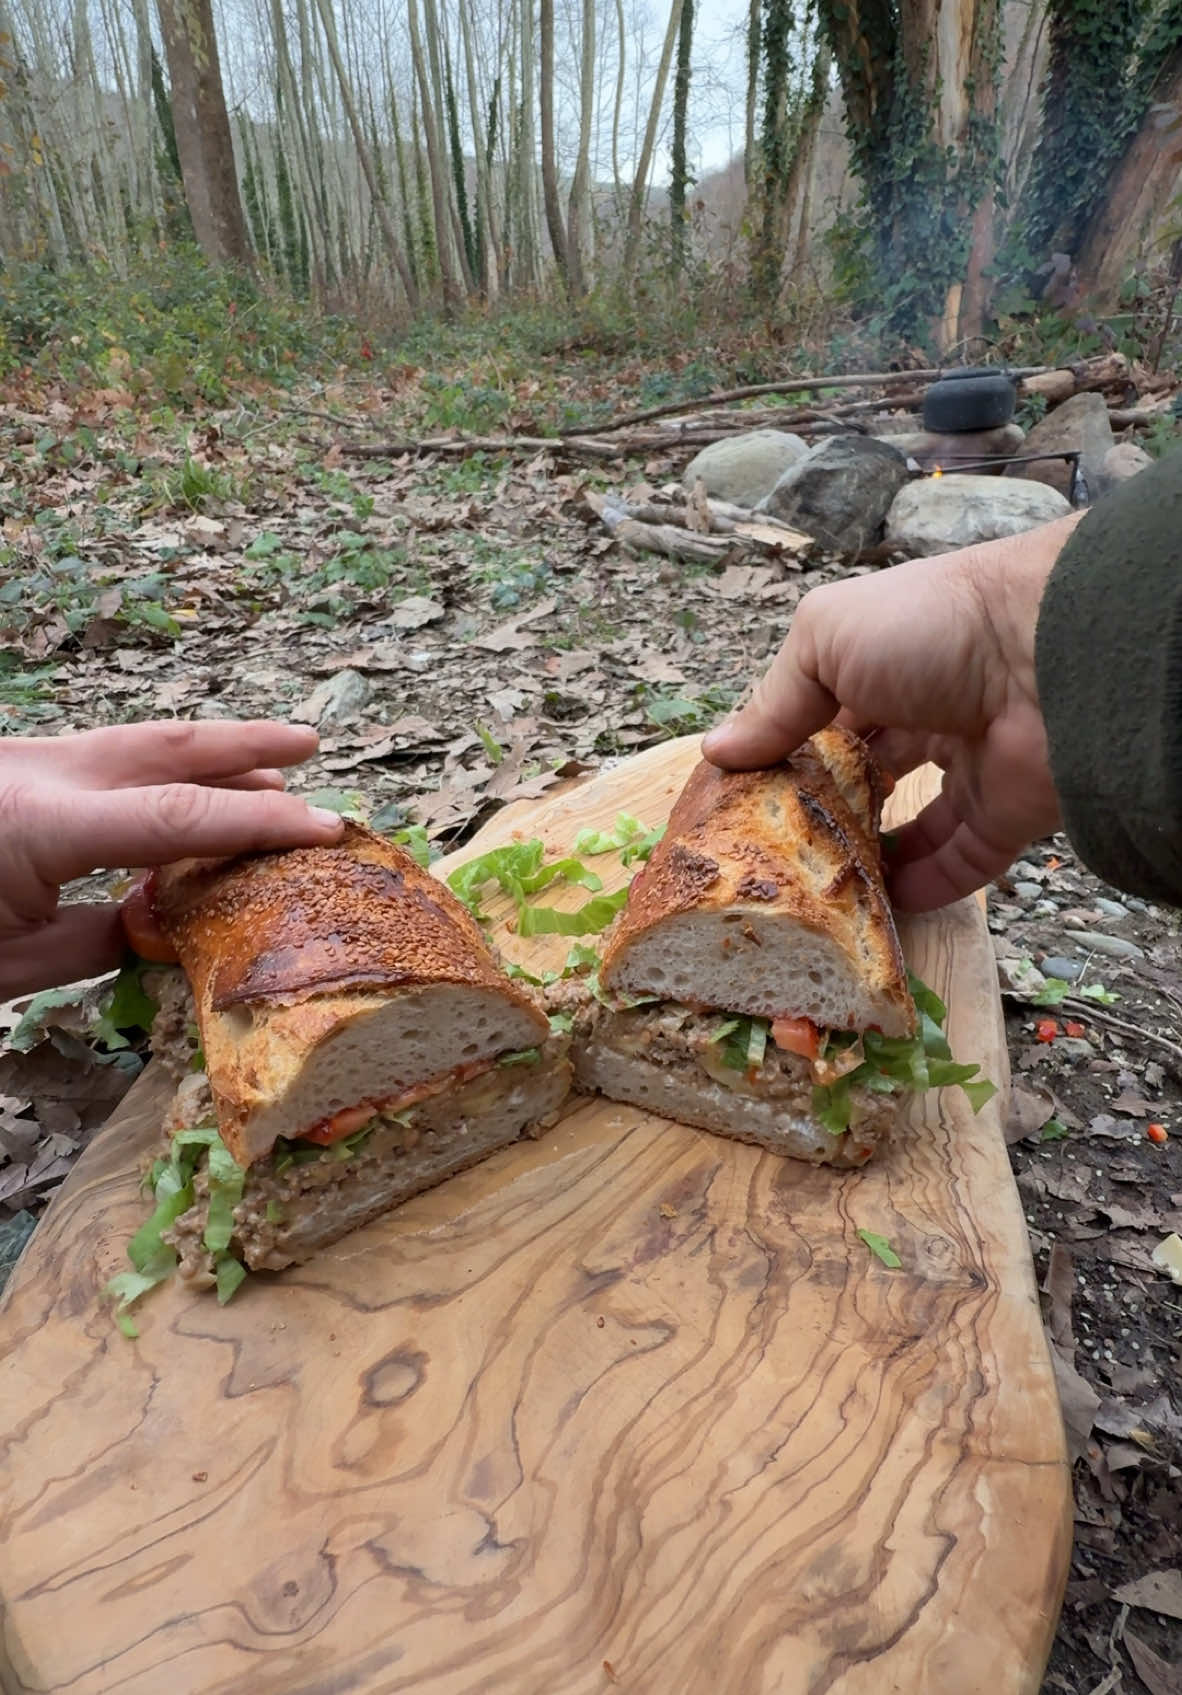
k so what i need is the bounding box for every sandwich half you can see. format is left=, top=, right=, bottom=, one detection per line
left=113, top=824, right=569, bottom=1314
left=560, top=728, right=987, bottom=1166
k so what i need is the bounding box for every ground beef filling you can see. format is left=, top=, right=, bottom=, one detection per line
left=148, top=968, right=199, bottom=1081
left=557, top=989, right=882, bottom=1129
left=160, top=1059, right=548, bottom=1281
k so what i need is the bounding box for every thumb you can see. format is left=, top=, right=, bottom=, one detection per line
left=703, top=625, right=836, bottom=770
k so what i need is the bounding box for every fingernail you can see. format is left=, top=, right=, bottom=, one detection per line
left=308, top=806, right=345, bottom=827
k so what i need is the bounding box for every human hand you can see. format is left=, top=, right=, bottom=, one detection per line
left=702, top=515, right=1085, bottom=911
left=0, top=720, right=344, bottom=997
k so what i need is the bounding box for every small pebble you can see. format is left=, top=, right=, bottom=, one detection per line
left=1094, top=897, right=1129, bottom=921
left=1034, top=900, right=1058, bottom=918
left=1064, top=929, right=1144, bottom=960
left=1014, top=881, right=1042, bottom=900
left=1125, top=897, right=1148, bottom=913
left=1041, top=955, right=1085, bottom=982
left=1055, top=1037, right=1095, bottom=1060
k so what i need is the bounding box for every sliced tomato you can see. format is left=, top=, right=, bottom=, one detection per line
left=297, top=1059, right=495, bottom=1145
left=770, top=1016, right=821, bottom=1060
left=298, top=1103, right=377, bottom=1146
left=119, top=871, right=179, bottom=964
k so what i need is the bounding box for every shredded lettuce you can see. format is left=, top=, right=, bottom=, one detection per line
left=548, top=1011, right=575, bottom=1035
left=857, top=1229, right=902, bottom=1268
left=104, top=1122, right=247, bottom=1335
left=498, top=1046, right=542, bottom=1067
left=447, top=840, right=603, bottom=922
left=215, top=1254, right=247, bottom=1303
left=563, top=942, right=602, bottom=974
left=203, top=1140, right=246, bottom=1253
left=718, top=1015, right=770, bottom=1071
left=746, top=1019, right=768, bottom=1070
left=811, top=973, right=997, bottom=1134
left=621, top=823, right=666, bottom=867
left=516, top=887, right=628, bottom=937
left=503, top=960, right=559, bottom=987
left=573, top=813, right=651, bottom=856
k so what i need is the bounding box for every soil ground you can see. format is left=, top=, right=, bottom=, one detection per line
left=0, top=379, right=1178, bottom=1691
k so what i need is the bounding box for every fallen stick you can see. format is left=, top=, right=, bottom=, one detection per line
left=561, top=365, right=1050, bottom=436
left=341, top=433, right=623, bottom=461
left=613, top=518, right=735, bottom=563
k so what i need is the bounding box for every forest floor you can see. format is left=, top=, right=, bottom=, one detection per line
left=0, top=370, right=1179, bottom=1691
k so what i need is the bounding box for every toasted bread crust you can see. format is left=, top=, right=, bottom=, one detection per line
left=601, top=728, right=914, bottom=1033
left=151, top=824, right=549, bottom=1163
left=153, top=822, right=540, bottom=1017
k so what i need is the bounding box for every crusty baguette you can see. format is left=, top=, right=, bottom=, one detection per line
left=600, top=727, right=914, bottom=1038
left=153, top=824, right=550, bottom=1165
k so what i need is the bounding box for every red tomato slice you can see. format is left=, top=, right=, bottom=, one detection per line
left=119, top=871, right=179, bottom=964
left=298, top=1059, right=495, bottom=1145
left=770, top=1016, right=821, bottom=1060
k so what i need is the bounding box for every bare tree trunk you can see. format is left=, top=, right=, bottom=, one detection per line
left=155, top=0, right=252, bottom=265
left=778, top=42, right=829, bottom=290
left=407, top=0, right=462, bottom=310
left=538, top=0, right=570, bottom=291
left=623, top=0, right=686, bottom=276
left=611, top=0, right=626, bottom=201
left=744, top=0, right=761, bottom=189
left=1075, top=43, right=1182, bottom=312
left=566, top=0, right=596, bottom=295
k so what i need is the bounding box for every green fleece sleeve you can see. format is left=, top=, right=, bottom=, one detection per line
left=1034, top=445, right=1182, bottom=903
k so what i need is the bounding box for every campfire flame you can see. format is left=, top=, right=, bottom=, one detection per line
left=932, top=465, right=943, bottom=479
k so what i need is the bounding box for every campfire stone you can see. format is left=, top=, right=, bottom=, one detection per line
left=681, top=429, right=808, bottom=508
left=1005, top=392, right=1114, bottom=501
left=760, top=435, right=910, bottom=551
left=1099, top=441, right=1153, bottom=492
left=885, top=474, right=1072, bottom=557
left=874, top=422, right=1025, bottom=474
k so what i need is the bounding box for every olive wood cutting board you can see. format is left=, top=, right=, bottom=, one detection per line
left=0, top=736, right=1071, bottom=1695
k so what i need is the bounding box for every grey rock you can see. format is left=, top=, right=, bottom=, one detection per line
left=1034, top=900, right=1059, bottom=918
left=1125, top=896, right=1149, bottom=913
left=996, top=956, right=1046, bottom=998
left=193, top=698, right=236, bottom=719
left=682, top=429, right=809, bottom=509
left=1055, top=1037, right=1096, bottom=1061
left=294, top=667, right=371, bottom=729
left=1040, top=955, right=1085, bottom=982
left=1097, top=441, right=1152, bottom=495
left=406, top=649, right=433, bottom=670
left=1093, top=897, right=1129, bottom=921
left=761, top=435, right=910, bottom=552
left=885, top=474, right=1072, bottom=557
left=1063, top=929, right=1144, bottom=961
left=1007, top=392, right=1114, bottom=502
left=1013, top=881, right=1043, bottom=901
left=873, top=422, right=1025, bottom=474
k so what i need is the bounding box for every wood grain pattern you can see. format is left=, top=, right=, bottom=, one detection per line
left=0, top=737, right=1071, bottom=1695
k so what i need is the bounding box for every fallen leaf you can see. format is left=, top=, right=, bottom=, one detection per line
left=1113, top=1091, right=1156, bottom=1119
left=387, top=595, right=445, bottom=630
left=1151, top=1233, right=1182, bottom=1284
left=1113, top=1570, right=1182, bottom=1622
left=1006, top=1082, right=1056, bottom=1144
left=1125, top=1631, right=1182, bottom=1695
left=1050, top=1347, right=1101, bottom=1463
left=709, top=563, right=778, bottom=600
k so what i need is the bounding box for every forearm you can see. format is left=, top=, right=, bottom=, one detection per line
left=1035, top=448, right=1182, bottom=903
